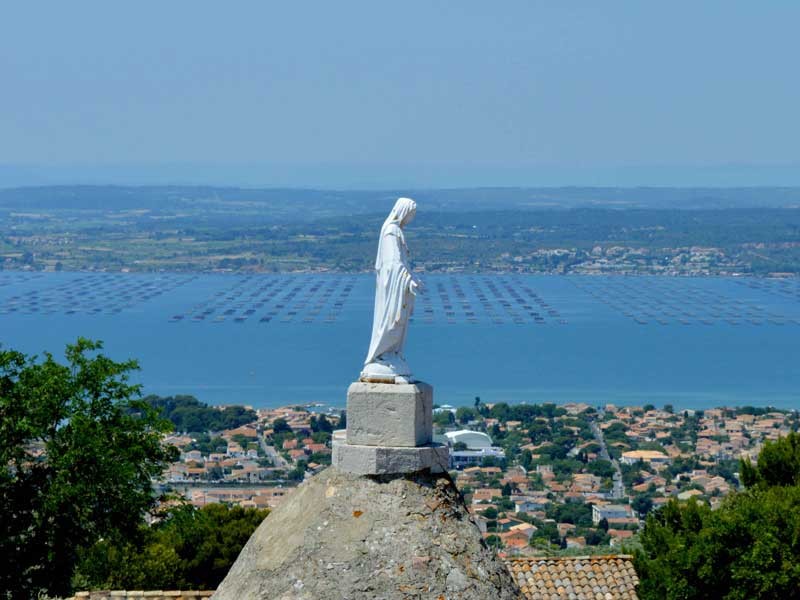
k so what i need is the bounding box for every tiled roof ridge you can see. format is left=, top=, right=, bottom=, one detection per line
left=508, top=554, right=634, bottom=561
left=505, top=553, right=640, bottom=600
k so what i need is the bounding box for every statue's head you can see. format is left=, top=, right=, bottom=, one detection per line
left=392, top=197, right=417, bottom=227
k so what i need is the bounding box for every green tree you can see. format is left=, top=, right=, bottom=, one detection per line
left=546, top=500, right=593, bottom=527
left=482, top=507, right=499, bottom=520
left=481, top=456, right=502, bottom=468
left=310, top=414, right=334, bottom=434
left=587, top=459, right=616, bottom=479
left=632, top=494, right=654, bottom=518
left=144, top=394, right=256, bottom=433
left=0, top=339, right=177, bottom=599
left=272, top=417, right=291, bottom=434
left=456, top=406, right=477, bottom=424
left=485, top=534, right=503, bottom=549
left=635, top=433, right=800, bottom=599
left=76, top=503, right=268, bottom=591
left=741, top=432, right=800, bottom=488
left=520, top=449, right=533, bottom=470
left=497, top=496, right=515, bottom=511
left=584, top=529, right=609, bottom=546
left=433, top=410, right=455, bottom=426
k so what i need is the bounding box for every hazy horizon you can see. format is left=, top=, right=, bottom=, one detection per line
left=2, top=162, right=800, bottom=190
left=2, top=2, right=799, bottom=190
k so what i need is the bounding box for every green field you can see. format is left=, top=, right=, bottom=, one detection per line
left=1, top=186, right=799, bottom=275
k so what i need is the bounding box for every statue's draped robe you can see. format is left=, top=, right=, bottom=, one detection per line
left=365, top=212, right=415, bottom=366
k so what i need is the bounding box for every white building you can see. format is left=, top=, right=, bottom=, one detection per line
left=444, top=430, right=493, bottom=449
left=592, top=504, right=634, bottom=525
left=443, top=429, right=505, bottom=468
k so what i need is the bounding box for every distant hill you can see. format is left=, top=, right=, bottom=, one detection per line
left=1, top=185, right=799, bottom=216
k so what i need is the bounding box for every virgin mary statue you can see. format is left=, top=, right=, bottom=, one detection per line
left=360, top=197, right=422, bottom=383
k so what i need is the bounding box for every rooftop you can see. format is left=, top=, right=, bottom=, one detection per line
left=504, top=555, right=639, bottom=600
left=69, top=555, right=640, bottom=599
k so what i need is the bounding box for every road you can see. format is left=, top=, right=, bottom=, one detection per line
left=260, top=433, right=290, bottom=469
left=590, top=416, right=625, bottom=500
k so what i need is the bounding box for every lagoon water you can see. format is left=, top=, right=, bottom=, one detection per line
left=1, top=272, right=798, bottom=410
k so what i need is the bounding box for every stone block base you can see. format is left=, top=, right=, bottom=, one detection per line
left=346, top=381, right=433, bottom=447
left=332, top=442, right=449, bottom=475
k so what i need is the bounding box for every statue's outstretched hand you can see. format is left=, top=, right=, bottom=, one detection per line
left=410, top=279, right=423, bottom=296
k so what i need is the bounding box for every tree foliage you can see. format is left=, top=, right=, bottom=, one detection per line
left=143, top=394, right=256, bottom=433
left=75, top=503, right=268, bottom=591
left=740, top=432, right=800, bottom=488
left=635, top=433, right=800, bottom=599
left=586, top=459, right=616, bottom=479
left=545, top=500, right=593, bottom=527
left=0, top=339, right=177, bottom=599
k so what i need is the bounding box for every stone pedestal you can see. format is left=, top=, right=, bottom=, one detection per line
left=332, top=380, right=448, bottom=475
left=346, top=381, right=432, bottom=447
left=332, top=442, right=449, bottom=475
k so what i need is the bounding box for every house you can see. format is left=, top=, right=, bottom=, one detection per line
left=253, top=488, right=289, bottom=508
left=571, top=473, right=601, bottom=495
left=305, top=443, right=329, bottom=454
left=184, top=465, right=207, bottom=479
left=164, top=463, right=189, bottom=481
left=509, top=522, right=537, bottom=539
left=497, top=517, right=525, bottom=532
left=224, top=425, right=258, bottom=439
left=565, top=536, right=586, bottom=549
left=608, top=529, right=635, bottom=547
left=500, top=529, right=531, bottom=550
left=182, top=449, right=203, bottom=462
left=557, top=523, right=575, bottom=537
left=225, top=464, right=266, bottom=483
left=514, top=497, right=547, bottom=514
left=288, top=449, right=307, bottom=461
left=592, top=504, right=634, bottom=525
left=226, top=442, right=244, bottom=457
left=620, top=450, right=671, bottom=467
left=677, top=489, right=704, bottom=501
left=472, top=488, right=503, bottom=503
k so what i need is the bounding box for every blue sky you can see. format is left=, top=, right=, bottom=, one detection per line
left=1, top=2, right=799, bottom=188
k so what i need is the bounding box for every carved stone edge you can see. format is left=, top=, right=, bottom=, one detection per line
left=331, top=442, right=450, bottom=475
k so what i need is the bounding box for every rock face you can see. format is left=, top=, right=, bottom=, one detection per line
left=212, top=467, right=521, bottom=600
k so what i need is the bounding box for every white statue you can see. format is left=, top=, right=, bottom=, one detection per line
left=361, top=197, right=423, bottom=383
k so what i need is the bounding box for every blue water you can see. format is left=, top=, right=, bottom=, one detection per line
left=1, top=272, right=798, bottom=410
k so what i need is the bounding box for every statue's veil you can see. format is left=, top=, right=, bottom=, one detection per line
left=375, top=198, right=416, bottom=269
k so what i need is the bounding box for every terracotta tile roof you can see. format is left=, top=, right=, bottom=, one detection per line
left=504, top=555, right=639, bottom=599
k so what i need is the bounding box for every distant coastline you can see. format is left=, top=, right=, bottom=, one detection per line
left=2, top=185, right=800, bottom=276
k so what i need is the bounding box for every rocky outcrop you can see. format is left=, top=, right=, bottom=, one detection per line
left=67, top=592, right=213, bottom=599
left=213, top=467, right=521, bottom=599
